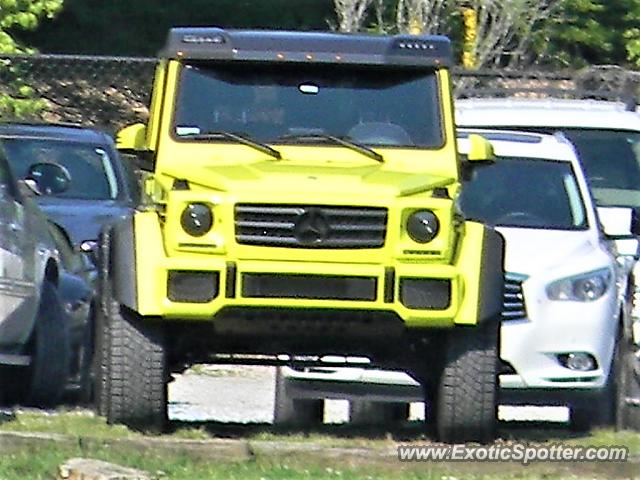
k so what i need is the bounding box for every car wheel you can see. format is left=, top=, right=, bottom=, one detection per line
left=91, top=229, right=112, bottom=416
left=102, top=294, right=167, bottom=432
left=433, top=319, right=499, bottom=444
left=92, top=298, right=110, bottom=416
left=24, top=280, right=71, bottom=407
left=273, top=367, right=323, bottom=426
left=616, top=338, right=640, bottom=431
left=349, top=400, right=409, bottom=425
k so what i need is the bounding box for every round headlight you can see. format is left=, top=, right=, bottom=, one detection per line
left=407, top=210, right=439, bottom=243
left=180, top=203, right=213, bottom=237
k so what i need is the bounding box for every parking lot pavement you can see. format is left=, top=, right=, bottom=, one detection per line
left=168, top=365, right=570, bottom=424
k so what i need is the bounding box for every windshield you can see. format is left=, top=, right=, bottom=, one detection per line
left=173, top=62, right=443, bottom=148
left=1, top=138, right=119, bottom=200
left=459, top=157, right=587, bottom=230
left=561, top=129, right=640, bottom=209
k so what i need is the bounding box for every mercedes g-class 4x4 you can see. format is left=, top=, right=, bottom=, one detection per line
left=99, top=27, right=503, bottom=443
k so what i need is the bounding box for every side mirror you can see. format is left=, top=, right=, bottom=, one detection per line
left=598, top=206, right=640, bottom=238
left=116, top=123, right=147, bottom=152
left=466, top=134, right=495, bottom=163
left=25, top=162, right=71, bottom=196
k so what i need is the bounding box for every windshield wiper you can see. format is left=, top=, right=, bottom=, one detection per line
left=277, top=133, right=384, bottom=163
left=179, top=131, right=282, bottom=160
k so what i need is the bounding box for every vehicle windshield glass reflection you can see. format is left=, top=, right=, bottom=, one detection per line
left=2, top=139, right=119, bottom=200
left=174, top=62, right=443, bottom=148
left=459, top=157, right=587, bottom=230
left=562, top=129, right=640, bottom=208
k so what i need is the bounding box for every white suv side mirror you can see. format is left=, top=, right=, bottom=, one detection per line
left=598, top=206, right=640, bottom=237
left=598, top=206, right=640, bottom=257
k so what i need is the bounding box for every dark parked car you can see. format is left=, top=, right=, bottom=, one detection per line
left=0, top=140, right=93, bottom=407
left=47, top=222, right=97, bottom=402
left=0, top=123, right=139, bottom=254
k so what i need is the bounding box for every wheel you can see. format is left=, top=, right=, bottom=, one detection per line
left=92, top=230, right=112, bottom=417
left=92, top=300, right=110, bottom=416
left=432, top=319, right=499, bottom=444
left=102, top=296, right=167, bottom=432
left=616, top=338, right=640, bottom=431
left=349, top=400, right=409, bottom=425
left=24, top=280, right=71, bottom=407
left=273, top=367, right=323, bottom=426
left=98, top=234, right=167, bottom=432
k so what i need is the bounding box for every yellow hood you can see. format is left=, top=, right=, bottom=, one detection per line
left=163, top=160, right=455, bottom=198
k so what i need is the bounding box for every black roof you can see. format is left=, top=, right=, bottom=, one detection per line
left=160, top=28, right=452, bottom=68
left=0, top=122, right=112, bottom=145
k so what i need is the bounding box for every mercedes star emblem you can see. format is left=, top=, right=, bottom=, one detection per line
left=294, top=208, right=330, bottom=245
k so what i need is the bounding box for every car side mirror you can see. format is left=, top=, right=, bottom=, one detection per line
left=116, top=123, right=147, bottom=152
left=598, top=206, right=640, bottom=258
left=598, top=206, right=640, bottom=238
left=25, top=162, right=71, bottom=196
left=465, top=134, right=495, bottom=163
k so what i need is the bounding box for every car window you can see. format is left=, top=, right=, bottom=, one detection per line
left=174, top=62, right=443, bottom=148
left=459, top=157, right=587, bottom=230
left=561, top=129, right=640, bottom=209
left=469, top=126, right=640, bottom=209
left=1, top=138, right=119, bottom=200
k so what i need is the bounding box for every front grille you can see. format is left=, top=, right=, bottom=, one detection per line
left=502, top=272, right=527, bottom=320
left=242, top=273, right=377, bottom=301
left=235, top=204, right=387, bottom=248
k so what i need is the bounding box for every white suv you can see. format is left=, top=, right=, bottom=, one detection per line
left=275, top=130, right=627, bottom=430
left=457, top=98, right=640, bottom=430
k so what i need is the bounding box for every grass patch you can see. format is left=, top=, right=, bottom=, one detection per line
left=0, top=442, right=610, bottom=480
left=1, top=410, right=640, bottom=479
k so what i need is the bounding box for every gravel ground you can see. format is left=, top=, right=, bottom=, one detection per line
left=168, top=365, right=569, bottom=424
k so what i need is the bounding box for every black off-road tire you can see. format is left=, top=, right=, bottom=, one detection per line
left=25, top=280, right=71, bottom=407
left=273, top=367, right=324, bottom=426
left=433, top=319, right=499, bottom=444
left=616, top=339, right=640, bottom=431
left=92, top=230, right=112, bottom=417
left=103, top=297, right=167, bottom=432
left=349, top=400, right=409, bottom=425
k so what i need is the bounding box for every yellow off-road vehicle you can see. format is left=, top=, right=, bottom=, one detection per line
left=97, top=27, right=504, bottom=443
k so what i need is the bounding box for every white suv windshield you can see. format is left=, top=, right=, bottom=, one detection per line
left=459, top=158, right=587, bottom=230
left=562, top=129, right=640, bottom=208
left=174, top=62, right=443, bottom=148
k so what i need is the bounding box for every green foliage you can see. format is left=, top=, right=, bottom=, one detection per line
left=0, top=0, right=62, bottom=53
left=543, top=0, right=640, bottom=67
left=0, top=0, right=62, bottom=119
left=16, top=0, right=335, bottom=56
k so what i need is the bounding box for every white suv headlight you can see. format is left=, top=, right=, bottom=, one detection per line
left=546, top=267, right=612, bottom=302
